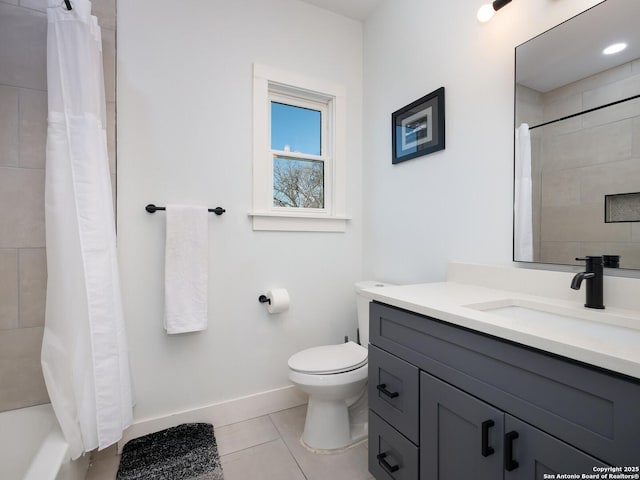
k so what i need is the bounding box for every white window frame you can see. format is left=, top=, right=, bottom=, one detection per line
left=250, top=63, right=349, bottom=232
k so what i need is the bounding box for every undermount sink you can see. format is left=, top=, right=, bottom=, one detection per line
left=464, top=298, right=640, bottom=343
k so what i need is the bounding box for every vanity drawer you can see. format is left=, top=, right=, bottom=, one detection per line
left=368, top=345, right=420, bottom=444
left=369, top=410, right=418, bottom=480
left=370, top=301, right=640, bottom=466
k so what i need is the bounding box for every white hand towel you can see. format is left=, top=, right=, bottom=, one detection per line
left=164, top=204, right=208, bottom=334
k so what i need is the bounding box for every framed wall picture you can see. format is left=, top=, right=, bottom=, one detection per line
left=392, top=87, right=445, bottom=164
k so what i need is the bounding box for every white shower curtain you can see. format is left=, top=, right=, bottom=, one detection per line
left=42, top=0, right=133, bottom=459
left=514, top=123, right=534, bottom=261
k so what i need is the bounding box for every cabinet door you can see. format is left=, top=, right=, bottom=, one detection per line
left=420, top=372, right=504, bottom=480
left=504, top=416, right=609, bottom=480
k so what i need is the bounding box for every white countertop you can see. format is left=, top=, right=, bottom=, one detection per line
left=362, top=282, right=640, bottom=380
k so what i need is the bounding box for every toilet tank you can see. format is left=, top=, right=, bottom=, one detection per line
left=354, top=281, right=394, bottom=347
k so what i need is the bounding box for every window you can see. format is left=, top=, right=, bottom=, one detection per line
left=251, top=64, right=348, bottom=232
left=271, top=99, right=325, bottom=209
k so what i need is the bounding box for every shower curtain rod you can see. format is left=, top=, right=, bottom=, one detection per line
left=528, top=93, right=640, bottom=130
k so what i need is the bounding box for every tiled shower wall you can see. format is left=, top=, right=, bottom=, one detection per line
left=517, top=59, right=640, bottom=269
left=0, top=0, right=116, bottom=412
left=538, top=59, right=640, bottom=268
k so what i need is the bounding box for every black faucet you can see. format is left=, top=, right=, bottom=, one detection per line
left=571, top=256, right=605, bottom=309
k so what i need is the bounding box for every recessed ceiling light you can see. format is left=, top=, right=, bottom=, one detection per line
left=603, top=43, right=627, bottom=55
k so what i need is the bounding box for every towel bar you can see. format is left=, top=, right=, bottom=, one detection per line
left=145, top=204, right=225, bottom=215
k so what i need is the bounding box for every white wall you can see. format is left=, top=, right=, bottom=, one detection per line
left=117, top=0, right=363, bottom=421
left=362, top=0, right=603, bottom=284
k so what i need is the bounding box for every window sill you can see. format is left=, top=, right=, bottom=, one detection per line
left=248, top=211, right=350, bottom=232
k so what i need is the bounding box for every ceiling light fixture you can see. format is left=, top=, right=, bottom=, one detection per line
left=603, top=43, right=627, bottom=55
left=477, top=0, right=512, bottom=23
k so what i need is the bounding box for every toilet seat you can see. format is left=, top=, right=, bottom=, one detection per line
left=288, top=341, right=367, bottom=375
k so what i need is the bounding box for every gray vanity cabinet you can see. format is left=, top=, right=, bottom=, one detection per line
left=368, top=346, right=419, bottom=444
left=420, top=372, right=504, bottom=480
left=503, top=416, right=608, bottom=479
left=420, top=371, right=607, bottom=480
left=368, top=301, right=640, bottom=480
left=369, top=410, right=419, bottom=479
left=420, top=371, right=503, bottom=480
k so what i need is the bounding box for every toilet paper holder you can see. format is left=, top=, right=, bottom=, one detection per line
left=258, top=289, right=290, bottom=314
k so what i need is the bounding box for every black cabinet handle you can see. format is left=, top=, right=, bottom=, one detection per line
left=377, top=452, right=400, bottom=474
left=376, top=383, right=399, bottom=398
left=504, top=431, right=519, bottom=471
left=481, top=419, right=495, bottom=457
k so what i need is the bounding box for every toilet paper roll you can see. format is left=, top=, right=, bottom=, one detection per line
left=266, top=288, right=290, bottom=314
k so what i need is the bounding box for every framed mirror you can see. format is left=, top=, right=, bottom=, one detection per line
left=514, top=0, right=640, bottom=270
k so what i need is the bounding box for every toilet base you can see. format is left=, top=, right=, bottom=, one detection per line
left=301, top=397, right=368, bottom=450
left=288, top=358, right=369, bottom=451
left=300, top=433, right=367, bottom=454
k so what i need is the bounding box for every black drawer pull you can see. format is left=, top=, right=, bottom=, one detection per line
left=504, top=431, right=519, bottom=471
left=376, top=383, right=399, bottom=398
left=481, top=419, right=495, bottom=457
left=377, top=452, right=400, bottom=473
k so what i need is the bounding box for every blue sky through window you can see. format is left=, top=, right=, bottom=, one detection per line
left=271, top=102, right=321, bottom=155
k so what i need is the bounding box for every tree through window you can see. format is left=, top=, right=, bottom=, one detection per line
left=273, top=157, right=324, bottom=208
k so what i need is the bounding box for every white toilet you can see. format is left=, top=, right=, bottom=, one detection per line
left=287, top=280, right=392, bottom=451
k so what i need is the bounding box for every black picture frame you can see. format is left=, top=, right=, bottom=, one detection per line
left=392, top=87, right=445, bottom=164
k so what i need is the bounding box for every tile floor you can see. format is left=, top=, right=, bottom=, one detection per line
left=85, top=404, right=374, bottom=480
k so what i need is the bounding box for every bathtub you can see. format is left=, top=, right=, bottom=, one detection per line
left=0, top=404, right=89, bottom=480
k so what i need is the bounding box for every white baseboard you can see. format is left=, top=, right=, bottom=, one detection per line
left=118, top=385, right=308, bottom=452
left=65, top=454, right=90, bottom=480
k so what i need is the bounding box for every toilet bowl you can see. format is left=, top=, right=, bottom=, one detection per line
left=288, top=342, right=368, bottom=450
left=287, top=280, right=393, bottom=451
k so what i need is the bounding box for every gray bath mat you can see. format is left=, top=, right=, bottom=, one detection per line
left=116, top=423, right=224, bottom=480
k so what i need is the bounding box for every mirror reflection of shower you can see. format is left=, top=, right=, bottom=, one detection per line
left=514, top=0, right=640, bottom=270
